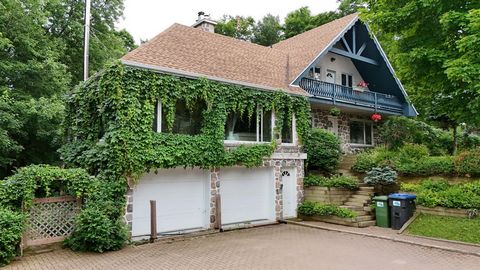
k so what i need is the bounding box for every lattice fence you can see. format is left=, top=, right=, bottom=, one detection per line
left=24, top=196, right=81, bottom=247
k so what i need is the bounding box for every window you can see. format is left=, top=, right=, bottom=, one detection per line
left=341, top=74, right=353, bottom=87
left=349, top=120, right=373, bottom=145
left=280, top=113, right=295, bottom=144
left=224, top=107, right=272, bottom=142
left=154, top=100, right=205, bottom=135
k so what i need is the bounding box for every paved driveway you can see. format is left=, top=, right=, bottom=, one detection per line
left=6, top=224, right=480, bottom=270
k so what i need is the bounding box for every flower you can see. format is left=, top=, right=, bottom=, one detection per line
left=371, top=113, right=382, bottom=122
left=357, top=81, right=369, bottom=87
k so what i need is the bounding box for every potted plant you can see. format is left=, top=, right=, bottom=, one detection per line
left=371, top=113, right=382, bottom=122
left=329, top=107, right=341, bottom=117
left=354, top=80, right=369, bottom=91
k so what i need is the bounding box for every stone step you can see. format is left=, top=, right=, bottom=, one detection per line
left=359, top=186, right=374, bottom=191
left=351, top=194, right=372, bottom=200
left=346, top=198, right=371, bottom=205
left=340, top=205, right=364, bottom=211
left=353, top=210, right=369, bottom=216
left=357, top=183, right=369, bottom=187
left=356, top=191, right=375, bottom=196
left=344, top=201, right=367, bottom=207
left=355, top=215, right=375, bottom=222
left=358, top=220, right=376, bottom=228
left=363, top=206, right=374, bottom=213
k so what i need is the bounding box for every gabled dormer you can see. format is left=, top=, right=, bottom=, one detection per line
left=276, top=15, right=417, bottom=117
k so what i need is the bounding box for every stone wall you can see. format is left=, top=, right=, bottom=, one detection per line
left=311, top=108, right=382, bottom=154
left=304, top=187, right=354, bottom=205
left=416, top=206, right=471, bottom=218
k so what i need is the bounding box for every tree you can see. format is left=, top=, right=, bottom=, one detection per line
left=253, top=14, right=283, bottom=46
left=215, top=15, right=255, bottom=41
left=283, top=7, right=315, bottom=39
left=363, top=0, right=480, bottom=152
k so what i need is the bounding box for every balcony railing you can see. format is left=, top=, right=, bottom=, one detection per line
left=299, top=78, right=404, bottom=114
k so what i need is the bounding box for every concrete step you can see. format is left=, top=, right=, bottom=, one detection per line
left=356, top=191, right=375, bottom=196
left=344, top=201, right=367, bottom=207
left=340, top=205, right=364, bottom=211
left=351, top=194, right=372, bottom=200
left=346, top=198, right=371, bottom=204
left=355, top=215, right=375, bottom=222
left=359, top=186, right=374, bottom=191
left=358, top=220, right=376, bottom=228
left=363, top=206, right=374, bottom=213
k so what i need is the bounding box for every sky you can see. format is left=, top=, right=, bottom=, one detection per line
left=117, top=0, right=340, bottom=43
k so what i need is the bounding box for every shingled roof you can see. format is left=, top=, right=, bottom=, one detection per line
left=121, top=13, right=359, bottom=96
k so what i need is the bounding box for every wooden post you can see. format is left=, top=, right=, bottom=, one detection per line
left=150, top=200, right=157, bottom=242
left=214, top=194, right=222, bottom=231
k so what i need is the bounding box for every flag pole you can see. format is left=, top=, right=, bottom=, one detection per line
left=83, top=0, right=91, bottom=81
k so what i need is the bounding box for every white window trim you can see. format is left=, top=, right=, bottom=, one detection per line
left=281, top=114, right=298, bottom=146
left=223, top=106, right=274, bottom=144
left=155, top=101, right=162, bottom=132
left=349, top=119, right=374, bottom=147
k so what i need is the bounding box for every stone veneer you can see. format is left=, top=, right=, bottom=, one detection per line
left=311, top=108, right=382, bottom=154
left=124, top=145, right=305, bottom=234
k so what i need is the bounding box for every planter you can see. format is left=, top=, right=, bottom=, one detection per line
left=416, top=206, right=470, bottom=218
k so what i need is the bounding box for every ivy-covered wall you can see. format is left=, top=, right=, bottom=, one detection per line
left=61, top=62, right=312, bottom=180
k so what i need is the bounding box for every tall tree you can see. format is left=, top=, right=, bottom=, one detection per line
left=253, top=14, right=283, bottom=46
left=283, top=7, right=315, bottom=39
left=215, top=15, right=255, bottom=41
left=363, top=0, right=480, bottom=152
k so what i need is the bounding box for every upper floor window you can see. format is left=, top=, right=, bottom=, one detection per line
left=281, top=114, right=296, bottom=145
left=224, top=107, right=272, bottom=142
left=350, top=120, right=373, bottom=146
left=341, top=74, right=353, bottom=88
left=154, top=100, right=205, bottom=135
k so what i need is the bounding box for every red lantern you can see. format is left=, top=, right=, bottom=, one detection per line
left=371, top=113, right=382, bottom=122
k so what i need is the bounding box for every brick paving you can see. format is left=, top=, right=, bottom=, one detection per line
left=6, top=224, right=480, bottom=270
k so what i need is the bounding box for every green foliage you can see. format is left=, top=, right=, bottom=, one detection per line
left=403, top=179, right=480, bottom=209
left=455, top=149, right=480, bottom=176
left=407, top=214, right=480, bottom=244
left=214, top=15, right=256, bottom=41
left=0, top=165, right=92, bottom=210
left=253, top=14, right=283, bottom=46
left=298, top=201, right=357, bottom=218
left=396, top=144, right=429, bottom=163
left=304, top=175, right=358, bottom=190
left=363, top=167, right=397, bottom=186
left=396, top=156, right=455, bottom=176
left=329, top=107, right=341, bottom=116
left=351, top=147, right=395, bottom=173
left=0, top=208, right=24, bottom=266
left=64, top=206, right=128, bottom=253
left=304, top=129, right=341, bottom=173
left=363, top=1, right=480, bottom=129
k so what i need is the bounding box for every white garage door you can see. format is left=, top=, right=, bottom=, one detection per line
left=132, top=168, right=210, bottom=237
left=220, top=167, right=275, bottom=225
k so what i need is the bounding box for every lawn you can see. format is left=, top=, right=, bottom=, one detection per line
left=406, top=214, right=480, bottom=244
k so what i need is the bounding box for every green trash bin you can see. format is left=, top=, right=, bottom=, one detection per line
left=373, top=196, right=390, bottom=228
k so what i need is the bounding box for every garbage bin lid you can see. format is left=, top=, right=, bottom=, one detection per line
left=373, top=195, right=389, bottom=201
left=388, top=193, right=417, bottom=200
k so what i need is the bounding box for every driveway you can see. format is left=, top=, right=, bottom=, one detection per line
left=6, top=224, right=480, bottom=270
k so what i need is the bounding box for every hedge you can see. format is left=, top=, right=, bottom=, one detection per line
left=304, top=129, right=341, bottom=173
left=0, top=208, right=25, bottom=266
left=303, top=175, right=358, bottom=190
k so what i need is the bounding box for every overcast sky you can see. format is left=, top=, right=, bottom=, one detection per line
left=117, top=0, right=340, bottom=43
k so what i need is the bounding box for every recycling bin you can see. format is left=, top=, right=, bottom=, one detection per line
left=388, top=193, right=417, bottom=230
left=373, top=196, right=390, bottom=228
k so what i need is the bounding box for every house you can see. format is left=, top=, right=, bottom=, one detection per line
left=72, top=13, right=416, bottom=239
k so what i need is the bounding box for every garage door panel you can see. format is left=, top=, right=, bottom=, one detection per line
left=220, top=167, right=275, bottom=225
left=132, top=168, right=209, bottom=237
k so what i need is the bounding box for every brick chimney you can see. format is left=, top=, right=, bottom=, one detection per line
left=192, top=11, right=217, bottom=33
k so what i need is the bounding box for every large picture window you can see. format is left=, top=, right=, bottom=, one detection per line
left=224, top=107, right=272, bottom=142
left=154, top=100, right=205, bottom=135
left=349, top=120, right=373, bottom=145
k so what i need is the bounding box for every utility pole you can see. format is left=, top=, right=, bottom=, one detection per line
left=83, top=0, right=91, bottom=81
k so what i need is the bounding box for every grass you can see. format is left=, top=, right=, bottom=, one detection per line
left=406, top=214, right=480, bottom=244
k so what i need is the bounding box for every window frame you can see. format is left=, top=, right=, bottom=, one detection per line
left=154, top=100, right=204, bottom=135
left=349, top=119, right=374, bottom=146
left=341, top=73, right=353, bottom=88
left=280, top=113, right=297, bottom=146
left=223, top=106, right=274, bottom=144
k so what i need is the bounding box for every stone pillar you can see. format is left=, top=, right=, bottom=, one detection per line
left=124, top=188, right=134, bottom=236
left=209, top=168, right=220, bottom=228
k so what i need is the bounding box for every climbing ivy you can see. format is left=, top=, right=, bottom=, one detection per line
left=61, top=62, right=312, bottom=178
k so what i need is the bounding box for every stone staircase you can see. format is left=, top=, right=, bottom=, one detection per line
left=339, top=184, right=376, bottom=227
left=337, top=154, right=357, bottom=177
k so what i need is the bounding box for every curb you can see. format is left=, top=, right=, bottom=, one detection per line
left=283, top=220, right=480, bottom=258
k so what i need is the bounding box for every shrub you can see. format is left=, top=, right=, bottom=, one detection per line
left=304, top=129, right=341, bottom=173
left=396, top=156, right=455, bottom=176
left=351, top=147, right=396, bottom=173
left=64, top=206, right=128, bottom=253
left=396, top=143, right=429, bottom=163
left=363, top=167, right=398, bottom=186
left=0, top=208, right=25, bottom=266
left=298, top=201, right=357, bottom=218
left=303, top=175, right=358, bottom=190
left=455, top=149, right=480, bottom=176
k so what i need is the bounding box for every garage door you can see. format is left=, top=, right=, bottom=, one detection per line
left=132, top=168, right=210, bottom=237
left=220, top=167, right=275, bottom=225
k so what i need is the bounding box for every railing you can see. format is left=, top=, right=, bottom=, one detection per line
left=299, top=78, right=404, bottom=114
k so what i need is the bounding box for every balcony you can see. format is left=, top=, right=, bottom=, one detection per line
left=299, top=78, right=404, bottom=114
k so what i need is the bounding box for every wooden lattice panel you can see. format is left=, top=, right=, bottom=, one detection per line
left=25, top=196, right=80, bottom=246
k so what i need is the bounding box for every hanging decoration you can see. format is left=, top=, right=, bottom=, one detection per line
left=371, top=113, right=382, bottom=122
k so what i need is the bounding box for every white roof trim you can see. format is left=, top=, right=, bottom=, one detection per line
left=192, top=18, right=218, bottom=27
left=364, top=23, right=418, bottom=115
left=121, top=60, right=309, bottom=97
left=290, top=15, right=359, bottom=86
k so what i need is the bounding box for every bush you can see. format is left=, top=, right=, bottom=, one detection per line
left=396, top=144, right=429, bottom=163
left=303, top=175, right=358, bottom=190
left=298, top=201, right=357, bottom=218
left=396, top=156, right=455, bottom=176
left=304, top=129, right=341, bottom=173
left=351, top=147, right=396, bottom=173
left=363, top=167, right=398, bottom=186
left=64, top=206, right=128, bottom=253
left=0, top=208, right=25, bottom=266
left=455, top=149, right=480, bottom=176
